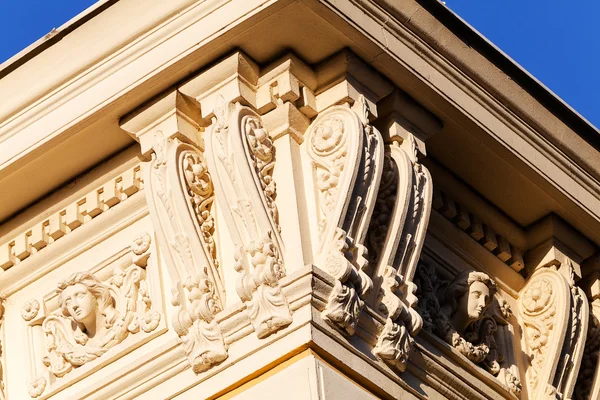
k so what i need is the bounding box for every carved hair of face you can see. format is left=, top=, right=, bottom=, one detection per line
left=57, top=272, right=114, bottom=339
left=445, top=271, right=497, bottom=333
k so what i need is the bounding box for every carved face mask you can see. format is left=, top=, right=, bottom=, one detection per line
left=466, top=280, right=491, bottom=320
left=62, top=283, right=98, bottom=326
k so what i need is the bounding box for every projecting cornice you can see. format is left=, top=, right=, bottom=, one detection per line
left=0, top=1, right=599, bottom=250
left=2, top=2, right=600, bottom=398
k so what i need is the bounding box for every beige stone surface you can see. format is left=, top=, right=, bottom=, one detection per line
left=1, top=0, right=600, bottom=399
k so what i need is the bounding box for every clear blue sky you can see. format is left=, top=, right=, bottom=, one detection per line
left=0, top=0, right=598, bottom=128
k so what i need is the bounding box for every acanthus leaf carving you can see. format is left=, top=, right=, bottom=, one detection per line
left=171, top=276, right=227, bottom=373
left=372, top=317, right=413, bottom=372
left=206, top=99, right=292, bottom=339
left=143, top=130, right=228, bottom=373
left=234, top=233, right=292, bottom=338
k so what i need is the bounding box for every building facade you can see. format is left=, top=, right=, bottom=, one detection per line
left=1, top=0, right=600, bottom=399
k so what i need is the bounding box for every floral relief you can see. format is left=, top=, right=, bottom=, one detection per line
left=245, top=116, right=279, bottom=228
left=22, top=299, right=40, bottom=322
left=521, top=278, right=553, bottom=314
left=308, top=115, right=349, bottom=235
left=234, top=232, right=292, bottom=338
left=27, top=377, right=46, bottom=398
left=311, top=117, right=345, bottom=155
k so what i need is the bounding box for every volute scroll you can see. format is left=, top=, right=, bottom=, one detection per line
left=370, top=137, right=433, bottom=372
left=304, top=98, right=383, bottom=337
left=205, top=99, right=293, bottom=339
left=142, top=128, right=228, bottom=374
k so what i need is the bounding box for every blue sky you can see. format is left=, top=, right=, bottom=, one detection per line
left=0, top=0, right=598, bottom=128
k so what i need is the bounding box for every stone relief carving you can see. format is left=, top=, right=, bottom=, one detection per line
left=22, top=299, right=40, bottom=321
left=368, top=136, right=432, bottom=372
left=206, top=98, right=292, bottom=339
left=519, top=263, right=588, bottom=399
left=415, top=266, right=502, bottom=370
left=38, top=234, right=160, bottom=382
left=575, top=297, right=600, bottom=400
left=28, top=378, right=45, bottom=399
left=144, top=131, right=228, bottom=374
left=171, top=275, right=227, bottom=373
left=0, top=302, right=5, bottom=400
left=414, top=263, right=521, bottom=394
left=305, top=97, right=383, bottom=336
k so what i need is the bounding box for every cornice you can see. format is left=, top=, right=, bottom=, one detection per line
left=1, top=0, right=600, bottom=244
left=407, top=0, right=600, bottom=152
left=294, top=0, right=600, bottom=247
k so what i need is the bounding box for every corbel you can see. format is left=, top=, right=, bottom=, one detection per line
left=121, top=90, right=228, bottom=373
left=121, top=90, right=204, bottom=160
left=517, top=214, right=593, bottom=398
left=572, top=256, right=600, bottom=399
left=180, top=54, right=295, bottom=339
left=364, top=87, right=440, bottom=372
left=375, top=88, right=443, bottom=157
left=179, top=52, right=260, bottom=124
left=180, top=52, right=315, bottom=273
left=254, top=54, right=315, bottom=270
left=525, top=214, right=595, bottom=280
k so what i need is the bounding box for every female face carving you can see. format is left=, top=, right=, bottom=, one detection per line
left=446, top=271, right=497, bottom=334
left=465, top=280, right=491, bottom=320
left=61, top=283, right=98, bottom=326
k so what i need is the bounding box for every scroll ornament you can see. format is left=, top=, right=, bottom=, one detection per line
left=369, top=136, right=432, bottom=372
left=519, top=263, right=588, bottom=399
left=307, top=98, right=381, bottom=336
left=206, top=99, right=292, bottom=339
left=574, top=298, right=600, bottom=399
left=372, top=267, right=422, bottom=372
left=144, top=129, right=229, bottom=374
